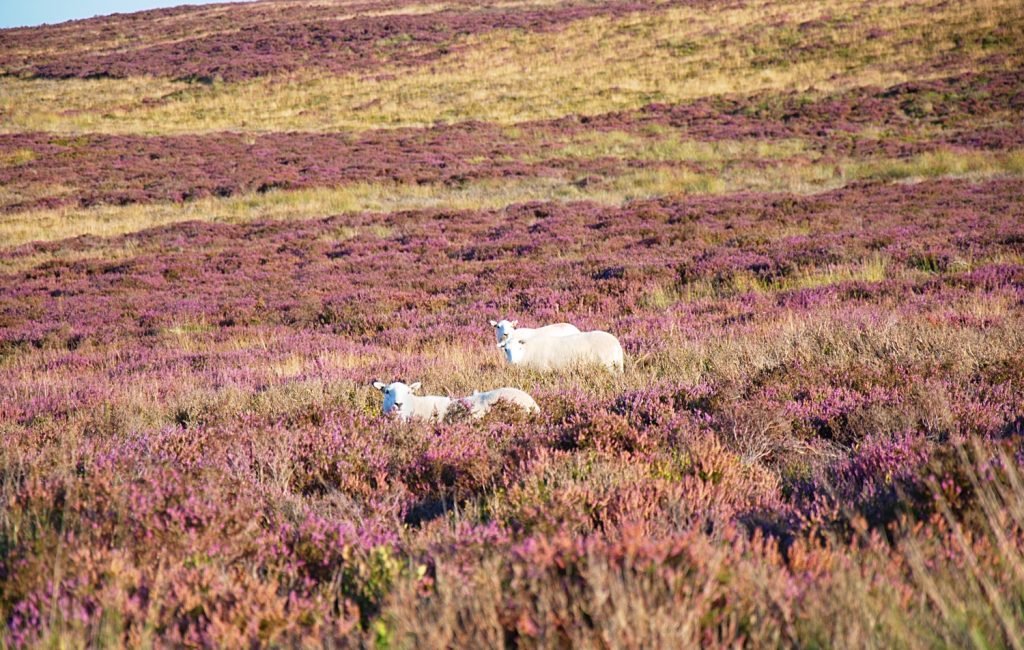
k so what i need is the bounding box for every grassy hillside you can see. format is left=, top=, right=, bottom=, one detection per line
left=1, top=0, right=1024, bottom=646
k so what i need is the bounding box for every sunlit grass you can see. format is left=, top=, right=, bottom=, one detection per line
left=0, top=176, right=608, bottom=250
left=0, top=182, right=78, bottom=211
left=2, top=0, right=1019, bottom=134
left=2, top=170, right=720, bottom=250
left=540, top=131, right=812, bottom=164
left=0, top=149, right=38, bottom=166
left=732, top=254, right=890, bottom=295
left=3, top=148, right=1022, bottom=252
left=849, top=148, right=1024, bottom=182
left=646, top=255, right=890, bottom=306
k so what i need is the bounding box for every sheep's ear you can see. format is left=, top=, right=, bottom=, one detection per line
left=489, top=319, right=497, bottom=327
left=372, top=381, right=385, bottom=391
left=410, top=382, right=422, bottom=393
left=510, top=320, right=518, bottom=327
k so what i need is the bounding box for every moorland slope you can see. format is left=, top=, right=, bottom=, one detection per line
left=1, top=0, right=1024, bottom=645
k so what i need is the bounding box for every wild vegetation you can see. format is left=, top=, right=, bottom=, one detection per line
left=1, top=0, right=1023, bottom=646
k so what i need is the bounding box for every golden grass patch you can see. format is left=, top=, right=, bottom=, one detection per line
left=849, top=149, right=1024, bottom=182
left=0, top=181, right=79, bottom=211
left=730, top=254, right=890, bottom=295
left=0, top=149, right=38, bottom=166
left=2, top=148, right=1022, bottom=251
left=0, top=76, right=187, bottom=133
left=540, top=131, right=812, bottom=164
left=2, top=171, right=703, bottom=251
left=2, top=0, right=1020, bottom=134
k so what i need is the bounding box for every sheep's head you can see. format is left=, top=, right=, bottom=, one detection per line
left=496, top=337, right=527, bottom=363
left=490, top=318, right=518, bottom=343
left=372, top=380, right=421, bottom=415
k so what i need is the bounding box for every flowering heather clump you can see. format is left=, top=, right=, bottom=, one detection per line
left=0, top=127, right=606, bottom=212
left=2, top=0, right=1024, bottom=645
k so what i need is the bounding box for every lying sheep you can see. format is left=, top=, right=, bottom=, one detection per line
left=489, top=318, right=580, bottom=345
left=460, top=387, right=540, bottom=418
left=498, top=331, right=624, bottom=372
left=372, top=380, right=451, bottom=422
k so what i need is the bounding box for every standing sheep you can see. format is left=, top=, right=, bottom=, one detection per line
left=489, top=319, right=579, bottom=345
left=372, top=381, right=452, bottom=422
left=498, top=331, right=624, bottom=372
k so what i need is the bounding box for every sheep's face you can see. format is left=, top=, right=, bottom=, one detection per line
left=497, top=337, right=527, bottom=364
left=490, top=319, right=518, bottom=343
left=372, top=381, right=420, bottom=417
